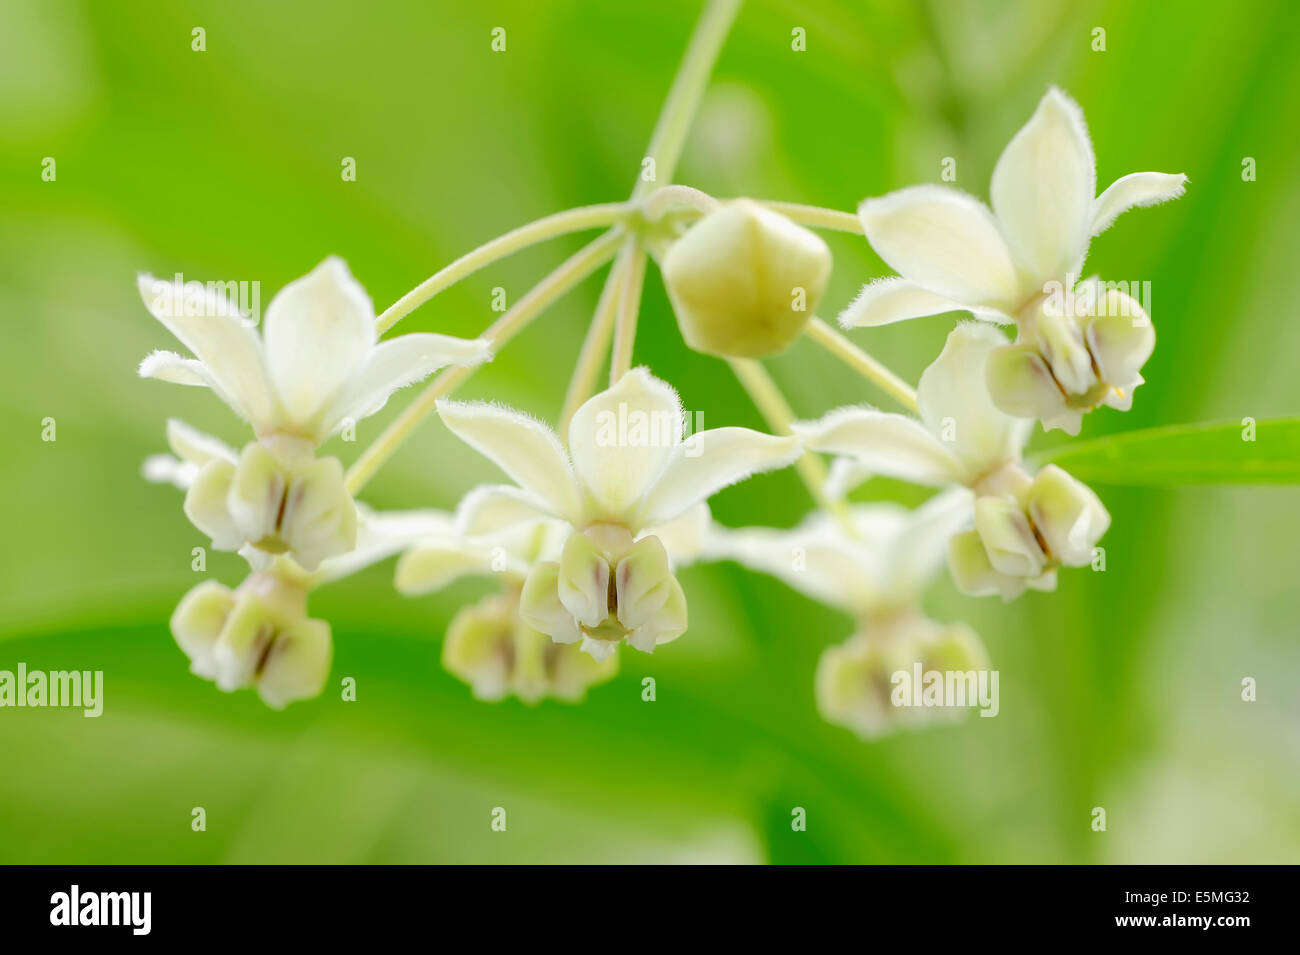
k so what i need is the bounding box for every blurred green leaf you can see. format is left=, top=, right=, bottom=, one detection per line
left=1035, top=417, right=1300, bottom=485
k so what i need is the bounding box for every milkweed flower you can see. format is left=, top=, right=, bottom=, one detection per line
left=437, top=367, right=799, bottom=659
left=705, top=491, right=988, bottom=738
left=795, top=323, right=1109, bottom=600
left=842, top=88, right=1185, bottom=433
left=145, top=419, right=354, bottom=571
left=137, top=257, right=491, bottom=566
left=168, top=507, right=447, bottom=708
left=396, top=521, right=620, bottom=703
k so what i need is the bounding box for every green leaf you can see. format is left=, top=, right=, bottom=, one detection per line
left=1033, top=417, right=1300, bottom=485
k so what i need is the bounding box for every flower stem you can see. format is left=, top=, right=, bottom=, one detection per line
left=559, top=248, right=629, bottom=435
left=631, top=0, right=742, bottom=200
left=609, top=237, right=647, bottom=383
left=804, top=317, right=919, bottom=413
left=727, top=357, right=839, bottom=514
left=345, top=228, right=624, bottom=494
left=758, top=201, right=863, bottom=234
left=374, top=203, right=628, bottom=334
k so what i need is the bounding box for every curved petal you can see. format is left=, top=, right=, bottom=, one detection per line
left=317, top=507, right=455, bottom=585
left=990, top=87, right=1096, bottom=291
left=1091, top=172, right=1187, bottom=236
left=437, top=400, right=584, bottom=523
left=637, top=428, right=799, bottom=527
left=858, top=185, right=1020, bottom=310
left=706, top=515, right=874, bottom=614
left=641, top=502, right=710, bottom=568
left=884, top=487, right=975, bottom=598
left=137, top=274, right=276, bottom=427
left=166, top=418, right=237, bottom=466
left=321, top=333, right=493, bottom=435
left=792, top=406, right=961, bottom=487
left=567, top=368, right=682, bottom=521
left=139, top=350, right=213, bottom=386
left=917, top=324, right=1031, bottom=478
left=394, top=540, right=524, bottom=595
left=454, top=484, right=560, bottom=537
left=262, top=257, right=374, bottom=431
left=838, top=278, right=1010, bottom=328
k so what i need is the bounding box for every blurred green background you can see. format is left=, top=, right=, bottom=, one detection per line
left=2, top=0, right=1297, bottom=863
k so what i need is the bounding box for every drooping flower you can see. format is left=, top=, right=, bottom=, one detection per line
left=169, top=507, right=448, bottom=708
left=841, top=88, right=1185, bottom=433
left=795, top=323, right=1109, bottom=600
left=138, top=257, right=492, bottom=443
left=436, top=368, right=799, bottom=658
left=705, top=491, right=989, bottom=738
left=396, top=521, right=620, bottom=703
left=145, top=419, right=355, bottom=571
left=662, top=200, right=832, bottom=358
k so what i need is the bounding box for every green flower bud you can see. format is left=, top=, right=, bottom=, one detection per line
left=662, top=199, right=831, bottom=358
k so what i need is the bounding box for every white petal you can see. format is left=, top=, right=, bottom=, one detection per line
left=394, top=540, right=522, bottom=595
left=792, top=406, right=961, bottom=487
left=990, top=87, right=1096, bottom=291
left=321, top=333, right=493, bottom=435
left=707, top=515, right=875, bottom=613
left=885, top=487, right=975, bottom=597
left=823, top=457, right=873, bottom=501
left=262, top=257, right=374, bottom=432
left=637, top=428, right=800, bottom=527
left=142, top=454, right=197, bottom=490
left=1091, top=172, right=1187, bottom=236
left=454, top=484, right=559, bottom=537
left=317, top=507, right=455, bottom=585
left=437, top=401, right=584, bottom=523
left=837, top=278, right=1010, bottom=328
left=567, top=367, right=682, bottom=521
left=139, top=350, right=213, bottom=386
left=917, top=323, right=1032, bottom=479
left=641, top=502, right=710, bottom=568
left=858, top=185, right=1020, bottom=310
left=137, top=274, right=276, bottom=427
left=166, top=418, right=237, bottom=466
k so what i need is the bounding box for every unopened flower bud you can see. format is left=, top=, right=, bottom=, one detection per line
left=662, top=199, right=831, bottom=358
left=1026, top=464, right=1109, bottom=566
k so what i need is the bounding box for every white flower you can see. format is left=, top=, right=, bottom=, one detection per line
left=168, top=506, right=447, bottom=708
left=437, top=367, right=798, bottom=657
left=395, top=520, right=619, bottom=703
left=439, top=367, right=799, bottom=536
left=705, top=491, right=988, bottom=739
left=841, top=88, right=1184, bottom=432
left=145, top=419, right=356, bottom=571
left=795, top=324, right=1109, bottom=600
left=138, top=256, right=491, bottom=444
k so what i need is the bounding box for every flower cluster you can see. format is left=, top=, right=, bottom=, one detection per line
left=137, top=83, right=1182, bottom=739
